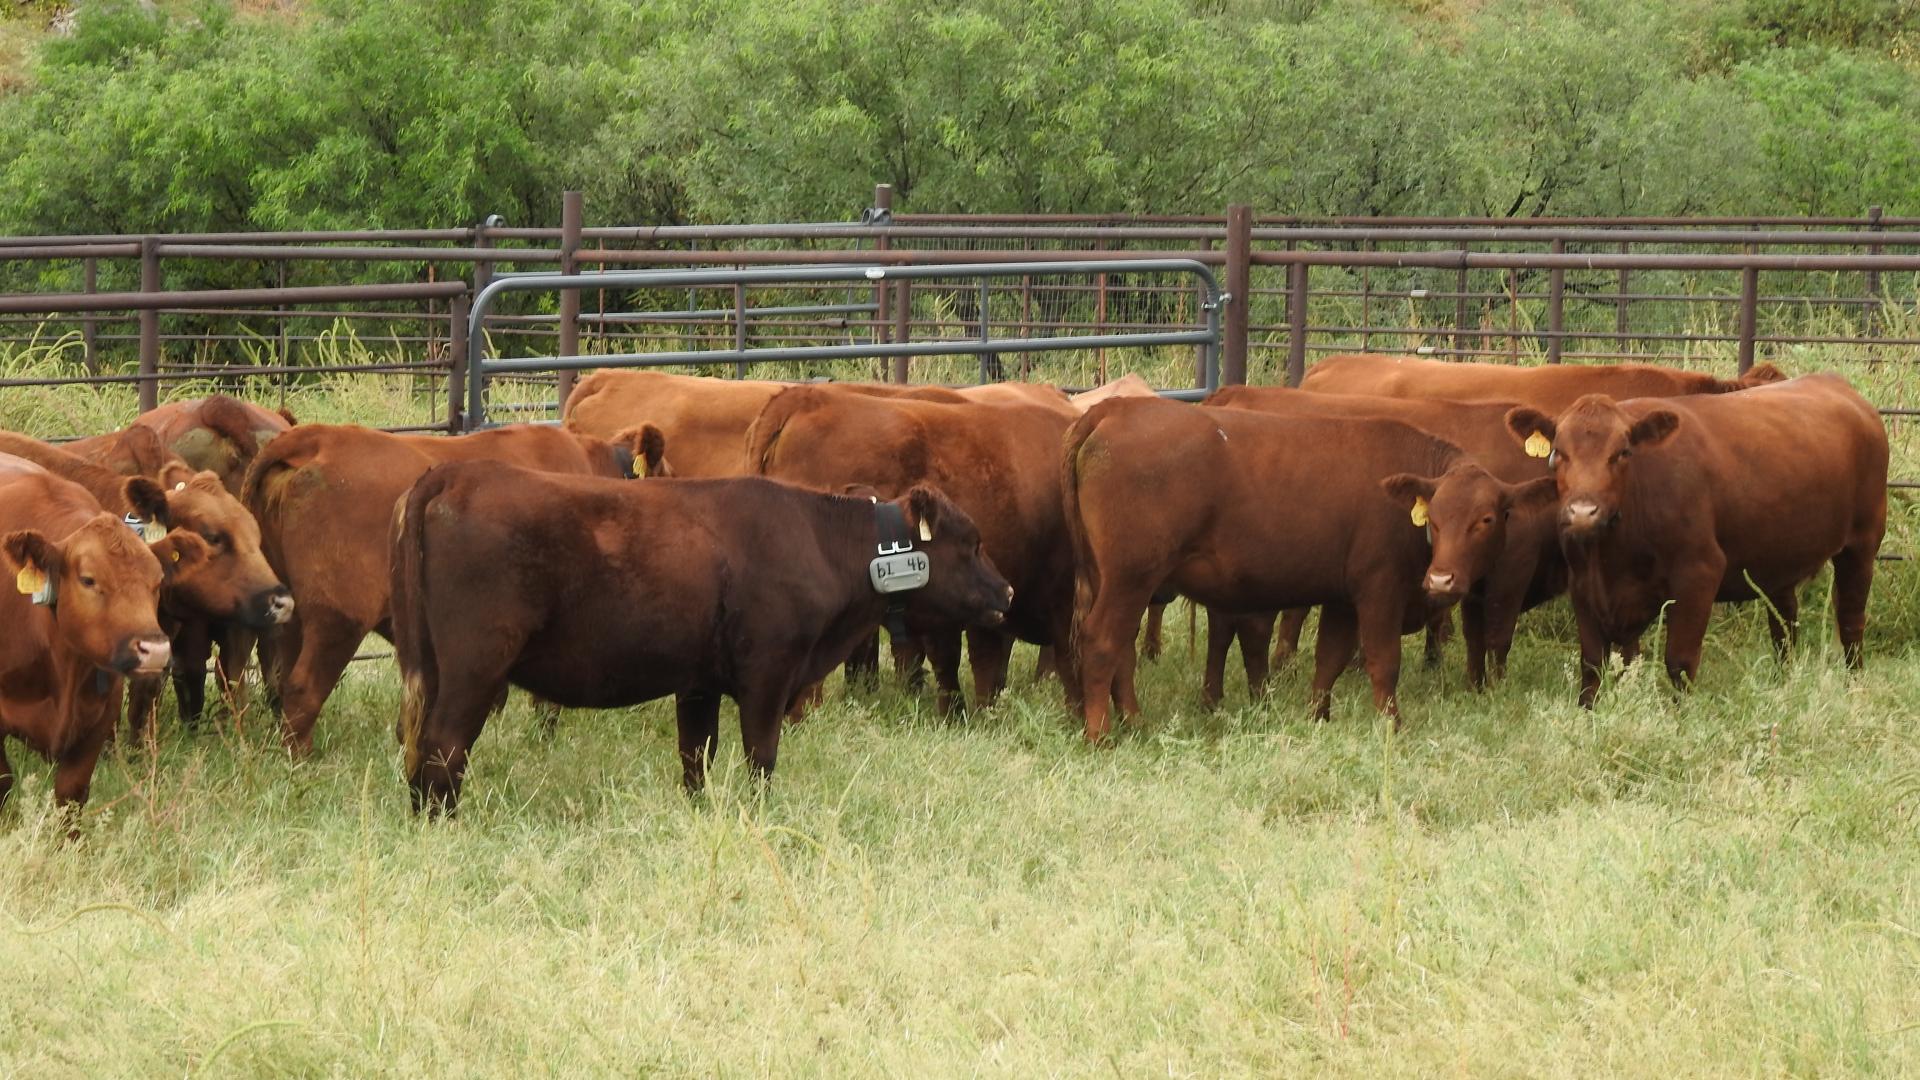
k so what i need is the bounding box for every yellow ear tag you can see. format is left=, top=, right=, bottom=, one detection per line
left=1524, top=431, right=1551, bottom=459
left=141, top=520, right=167, bottom=543
left=917, top=519, right=933, bottom=542
left=16, top=565, right=46, bottom=596
left=170, top=549, right=180, bottom=563
left=636, top=457, right=648, bottom=478
left=1410, top=497, right=1429, bottom=528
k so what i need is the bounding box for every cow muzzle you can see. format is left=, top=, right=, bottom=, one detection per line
left=1424, top=570, right=1464, bottom=600
left=115, top=634, right=173, bottom=675
left=251, top=585, right=296, bottom=627
left=1561, top=498, right=1613, bottom=539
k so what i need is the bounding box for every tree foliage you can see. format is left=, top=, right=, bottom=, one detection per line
left=0, top=0, right=1913, bottom=239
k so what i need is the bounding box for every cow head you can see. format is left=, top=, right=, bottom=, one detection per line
left=1507, top=397, right=1679, bottom=543
left=5, top=514, right=188, bottom=675
left=151, top=464, right=294, bottom=628
left=1381, top=463, right=1559, bottom=602
left=895, top=485, right=1012, bottom=627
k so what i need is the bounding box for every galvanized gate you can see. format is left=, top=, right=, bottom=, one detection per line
left=461, top=260, right=1227, bottom=430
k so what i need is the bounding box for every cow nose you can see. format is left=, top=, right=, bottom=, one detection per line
left=263, top=587, right=295, bottom=624
left=1002, top=584, right=1014, bottom=607
left=1426, top=571, right=1456, bottom=594
left=1564, top=499, right=1602, bottom=528
left=133, top=636, right=172, bottom=674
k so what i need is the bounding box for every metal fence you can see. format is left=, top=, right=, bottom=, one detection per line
left=1, top=185, right=1917, bottom=439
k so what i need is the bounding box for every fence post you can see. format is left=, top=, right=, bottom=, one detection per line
left=471, top=213, right=500, bottom=384
left=872, top=183, right=893, bottom=375
left=1223, top=203, right=1251, bottom=385
left=891, top=279, right=911, bottom=384
left=1452, top=251, right=1469, bottom=359
left=1865, top=204, right=1883, bottom=337
left=447, top=293, right=469, bottom=432
left=1286, top=262, right=1308, bottom=388
left=1546, top=238, right=1565, bottom=364
left=1193, top=236, right=1211, bottom=387
left=732, top=282, right=749, bottom=378
left=1737, top=266, right=1758, bottom=375
left=81, top=258, right=99, bottom=375
left=1615, top=241, right=1630, bottom=351
left=138, top=237, right=160, bottom=413
left=557, top=190, right=582, bottom=408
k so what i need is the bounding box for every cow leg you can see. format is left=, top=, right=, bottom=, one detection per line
left=1139, top=602, right=1165, bottom=661
left=124, top=674, right=164, bottom=745
left=1423, top=609, right=1453, bottom=668
left=1202, top=607, right=1234, bottom=709
left=890, top=632, right=927, bottom=691
left=53, top=716, right=112, bottom=824
left=169, top=619, right=214, bottom=730
left=532, top=696, right=562, bottom=737
left=1461, top=598, right=1490, bottom=690
left=261, top=613, right=301, bottom=714
left=408, top=668, right=510, bottom=817
left=1662, top=563, right=1724, bottom=692
left=924, top=631, right=967, bottom=718
left=675, top=690, right=722, bottom=794
left=1271, top=607, right=1309, bottom=667
left=279, top=610, right=365, bottom=757
left=844, top=632, right=881, bottom=692
left=1574, top=606, right=1609, bottom=709
left=1032, top=645, right=1057, bottom=683
left=1832, top=545, right=1875, bottom=670
left=1076, top=585, right=1153, bottom=742
left=966, top=627, right=1015, bottom=706
left=1761, top=586, right=1800, bottom=660
left=785, top=681, right=825, bottom=724
left=736, top=684, right=790, bottom=782
left=1356, top=598, right=1406, bottom=729
left=1236, top=613, right=1276, bottom=699
left=1308, top=603, right=1359, bottom=722
left=0, top=738, right=13, bottom=809
left=214, top=623, right=258, bottom=718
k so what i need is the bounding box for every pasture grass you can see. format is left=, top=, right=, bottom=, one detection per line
left=1, top=332, right=1919, bottom=1074
left=1, top=596, right=1918, bottom=1076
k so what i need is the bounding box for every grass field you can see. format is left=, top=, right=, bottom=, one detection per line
left=2, top=336, right=1919, bottom=1075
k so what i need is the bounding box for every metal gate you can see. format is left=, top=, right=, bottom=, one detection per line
left=461, top=260, right=1227, bottom=430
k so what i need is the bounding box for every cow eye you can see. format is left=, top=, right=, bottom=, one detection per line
left=201, top=530, right=225, bottom=547
left=1612, top=448, right=1632, bottom=464
left=1481, top=515, right=1495, bottom=527
left=79, top=575, right=96, bottom=588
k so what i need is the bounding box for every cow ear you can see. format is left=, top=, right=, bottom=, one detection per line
left=1379, top=473, right=1438, bottom=507
left=4, top=529, right=60, bottom=579
left=148, top=530, right=210, bottom=578
left=1505, top=407, right=1556, bottom=455
left=1505, top=475, right=1561, bottom=514
left=1628, top=409, right=1680, bottom=448
left=613, top=424, right=670, bottom=479
left=123, top=477, right=172, bottom=526
left=159, top=461, right=198, bottom=491
left=906, top=485, right=943, bottom=542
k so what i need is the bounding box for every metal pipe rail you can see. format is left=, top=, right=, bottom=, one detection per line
left=464, top=261, right=1227, bottom=430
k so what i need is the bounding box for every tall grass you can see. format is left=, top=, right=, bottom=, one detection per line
left=1, top=333, right=1918, bottom=1075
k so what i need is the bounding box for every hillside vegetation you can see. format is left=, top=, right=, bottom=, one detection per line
left=0, top=0, right=1916, bottom=240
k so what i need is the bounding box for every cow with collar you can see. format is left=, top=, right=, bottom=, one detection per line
left=389, top=464, right=1012, bottom=814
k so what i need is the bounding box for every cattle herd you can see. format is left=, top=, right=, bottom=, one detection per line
left=0, top=354, right=1890, bottom=822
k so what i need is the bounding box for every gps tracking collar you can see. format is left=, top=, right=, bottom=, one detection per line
left=870, top=500, right=931, bottom=638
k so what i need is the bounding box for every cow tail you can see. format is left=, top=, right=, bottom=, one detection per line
left=742, top=385, right=815, bottom=475
left=392, top=465, right=450, bottom=776
left=1059, top=405, right=1108, bottom=667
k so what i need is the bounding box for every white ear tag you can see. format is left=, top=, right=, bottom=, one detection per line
left=174, top=482, right=187, bottom=492
left=917, top=519, right=933, bottom=542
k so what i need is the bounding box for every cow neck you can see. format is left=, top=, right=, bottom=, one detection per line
left=40, top=627, right=119, bottom=758
left=870, top=500, right=915, bottom=637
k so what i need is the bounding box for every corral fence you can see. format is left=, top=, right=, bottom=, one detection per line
left=1, top=185, right=1917, bottom=440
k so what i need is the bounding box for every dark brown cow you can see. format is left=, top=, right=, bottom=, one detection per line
left=0, top=432, right=293, bottom=733
left=1301, top=353, right=1786, bottom=413
left=1203, top=387, right=1560, bottom=695
left=746, top=385, right=1074, bottom=714
left=1064, top=398, right=1478, bottom=740
left=242, top=422, right=666, bottom=754
left=68, top=394, right=295, bottom=495
left=391, top=466, right=1011, bottom=813
left=1505, top=374, right=1886, bottom=705
left=0, top=455, right=209, bottom=818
